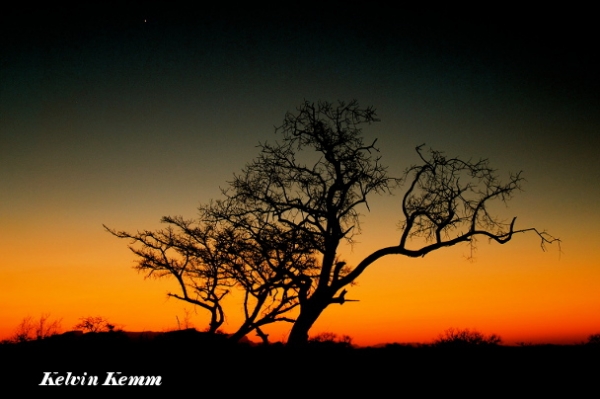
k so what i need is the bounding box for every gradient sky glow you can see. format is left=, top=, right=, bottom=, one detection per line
left=1, top=6, right=599, bottom=345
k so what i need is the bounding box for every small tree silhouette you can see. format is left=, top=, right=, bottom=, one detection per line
left=433, top=328, right=502, bottom=347
left=105, top=218, right=232, bottom=334
left=74, top=316, right=115, bottom=333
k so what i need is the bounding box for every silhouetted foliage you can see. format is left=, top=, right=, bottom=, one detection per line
left=107, top=100, right=559, bottom=345
left=433, top=328, right=502, bottom=347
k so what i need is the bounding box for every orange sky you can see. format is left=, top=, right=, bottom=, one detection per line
left=1, top=7, right=599, bottom=346
left=2, top=183, right=598, bottom=346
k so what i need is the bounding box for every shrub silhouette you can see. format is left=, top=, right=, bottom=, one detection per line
left=73, top=316, right=116, bottom=333
left=309, top=332, right=353, bottom=348
left=10, top=314, right=62, bottom=342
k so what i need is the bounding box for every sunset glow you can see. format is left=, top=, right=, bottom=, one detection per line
left=1, top=6, right=598, bottom=348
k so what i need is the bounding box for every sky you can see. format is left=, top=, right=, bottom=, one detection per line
left=1, top=5, right=599, bottom=346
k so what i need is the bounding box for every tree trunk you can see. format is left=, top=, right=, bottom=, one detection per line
left=286, top=298, right=328, bottom=346
left=228, top=322, right=254, bottom=343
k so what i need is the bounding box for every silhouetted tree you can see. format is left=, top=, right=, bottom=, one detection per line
left=106, top=205, right=318, bottom=343
left=106, top=216, right=232, bottom=334
left=108, top=99, right=559, bottom=346
left=217, top=100, right=558, bottom=345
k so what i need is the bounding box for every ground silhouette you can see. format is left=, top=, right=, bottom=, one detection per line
left=2, top=328, right=598, bottom=392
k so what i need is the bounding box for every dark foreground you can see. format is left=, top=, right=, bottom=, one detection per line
left=2, top=331, right=598, bottom=393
